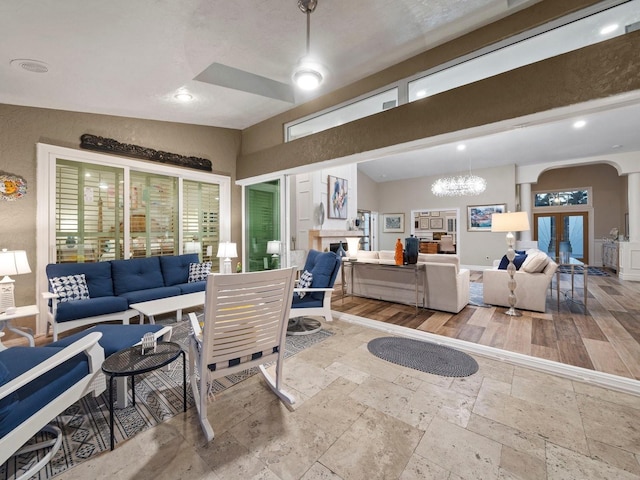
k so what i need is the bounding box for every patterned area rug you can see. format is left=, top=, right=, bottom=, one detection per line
left=367, top=337, right=479, bottom=377
left=1, top=314, right=333, bottom=480
left=468, top=282, right=490, bottom=307
left=557, top=265, right=610, bottom=276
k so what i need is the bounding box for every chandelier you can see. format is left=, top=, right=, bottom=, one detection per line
left=431, top=173, right=487, bottom=197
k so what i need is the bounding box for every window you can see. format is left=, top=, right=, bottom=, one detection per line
left=183, top=180, right=220, bottom=269
left=50, top=157, right=225, bottom=264
left=55, top=161, right=124, bottom=263
left=534, top=190, right=589, bottom=207
left=285, top=88, right=398, bottom=141
left=284, top=1, right=639, bottom=140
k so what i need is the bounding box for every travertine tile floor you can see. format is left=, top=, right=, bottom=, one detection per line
left=58, top=320, right=640, bottom=480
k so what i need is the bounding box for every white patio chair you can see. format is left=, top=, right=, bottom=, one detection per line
left=187, top=267, right=297, bottom=442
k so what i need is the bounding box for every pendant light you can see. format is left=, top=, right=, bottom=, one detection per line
left=293, top=0, right=324, bottom=91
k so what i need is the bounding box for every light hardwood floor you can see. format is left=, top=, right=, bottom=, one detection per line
left=332, top=269, right=640, bottom=381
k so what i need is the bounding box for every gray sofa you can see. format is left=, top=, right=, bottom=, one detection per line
left=345, top=250, right=469, bottom=313
left=44, top=253, right=207, bottom=340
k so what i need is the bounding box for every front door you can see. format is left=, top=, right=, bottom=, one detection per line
left=533, top=212, right=588, bottom=263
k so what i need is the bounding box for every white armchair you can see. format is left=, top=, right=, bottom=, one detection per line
left=424, top=262, right=470, bottom=313
left=483, top=257, right=557, bottom=312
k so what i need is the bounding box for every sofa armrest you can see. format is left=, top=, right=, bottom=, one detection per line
left=0, top=332, right=104, bottom=401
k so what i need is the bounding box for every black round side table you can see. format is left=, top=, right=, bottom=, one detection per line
left=101, top=341, right=186, bottom=450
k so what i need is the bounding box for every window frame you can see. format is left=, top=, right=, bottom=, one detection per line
left=36, top=142, right=231, bottom=335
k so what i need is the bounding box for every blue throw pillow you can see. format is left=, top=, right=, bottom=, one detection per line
left=498, top=253, right=527, bottom=270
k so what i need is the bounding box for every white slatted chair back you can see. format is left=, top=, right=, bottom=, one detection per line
left=188, top=267, right=297, bottom=442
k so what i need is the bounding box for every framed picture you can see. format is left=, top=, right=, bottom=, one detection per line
left=419, top=217, right=430, bottom=229
left=328, top=175, right=348, bottom=219
left=383, top=213, right=405, bottom=233
left=419, top=212, right=430, bottom=217
left=430, top=211, right=440, bottom=217
left=429, top=217, right=444, bottom=230
left=467, top=204, right=507, bottom=231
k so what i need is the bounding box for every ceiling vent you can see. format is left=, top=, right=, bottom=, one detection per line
left=10, top=59, right=49, bottom=73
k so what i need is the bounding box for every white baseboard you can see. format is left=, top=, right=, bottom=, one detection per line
left=333, top=311, right=640, bottom=397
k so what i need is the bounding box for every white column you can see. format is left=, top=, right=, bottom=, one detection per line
left=519, top=183, right=532, bottom=242
left=628, top=173, right=640, bottom=242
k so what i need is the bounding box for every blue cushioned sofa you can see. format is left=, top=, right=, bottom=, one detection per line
left=44, top=253, right=206, bottom=341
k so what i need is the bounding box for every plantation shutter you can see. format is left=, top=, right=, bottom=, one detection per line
left=129, top=172, right=178, bottom=257
left=55, top=160, right=124, bottom=262
left=183, top=180, right=220, bottom=268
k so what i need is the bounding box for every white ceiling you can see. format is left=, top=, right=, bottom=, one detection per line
left=0, top=0, right=527, bottom=130
left=2, top=0, right=639, bottom=182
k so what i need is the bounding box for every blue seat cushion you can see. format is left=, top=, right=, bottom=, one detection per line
left=0, top=347, right=89, bottom=438
left=119, top=286, right=181, bottom=305
left=308, top=252, right=340, bottom=300
left=160, top=254, right=199, bottom=286
left=55, top=296, right=129, bottom=323
left=46, top=261, right=114, bottom=297
left=291, top=294, right=323, bottom=308
left=177, top=281, right=206, bottom=294
left=46, top=324, right=167, bottom=357
left=111, top=257, right=164, bottom=296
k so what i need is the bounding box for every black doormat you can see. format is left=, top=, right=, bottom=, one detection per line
left=367, top=337, right=478, bottom=377
left=367, top=337, right=479, bottom=377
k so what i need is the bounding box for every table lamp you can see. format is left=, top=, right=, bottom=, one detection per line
left=491, top=212, right=530, bottom=316
left=346, top=237, right=360, bottom=257
left=216, top=242, right=238, bottom=274
left=267, top=240, right=281, bottom=269
left=0, top=249, right=31, bottom=314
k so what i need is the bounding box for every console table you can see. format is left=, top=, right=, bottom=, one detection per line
left=342, top=260, right=426, bottom=313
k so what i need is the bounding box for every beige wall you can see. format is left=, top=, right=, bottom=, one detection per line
left=240, top=0, right=603, bottom=158
left=362, top=165, right=516, bottom=266
left=0, top=103, right=241, bottom=337
left=535, top=164, right=627, bottom=239
left=237, top=31, right=640, bottom=180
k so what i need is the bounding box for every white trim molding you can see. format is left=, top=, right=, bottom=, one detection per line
left=333, top=311, right=640, bottom=397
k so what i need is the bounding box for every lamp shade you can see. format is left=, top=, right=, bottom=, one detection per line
left=266, top=240, right=281, bottom=255
left=491, top=212, right=530, bottom=233
left=0, top=249, right=31, bottom=277
left=216, top=242, right=238, bottom=259
left=346, top=237, right=360, bottom=257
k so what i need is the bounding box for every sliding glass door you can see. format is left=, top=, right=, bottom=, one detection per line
left=244, top=179, right=283, bottom=271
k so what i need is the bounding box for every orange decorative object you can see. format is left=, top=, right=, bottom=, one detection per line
left=394, top=238, right=403, bottom=265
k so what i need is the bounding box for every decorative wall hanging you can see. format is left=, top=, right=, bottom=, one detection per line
left=0, top=173, right=27, bottom=201
left=328, top=175, right=348, bottom=219
left=382, top=213, right=404, bottom=233
left=80, top=134, right=212, bottom=171
left=467, top=204, right=507, bottom=231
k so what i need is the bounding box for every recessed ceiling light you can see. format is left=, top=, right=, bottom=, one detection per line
left=457, top=144, right=466, bottom=151
left=600, top=24, right=619, bottom=35
left=573, top=120, right=587, bottom=129
left=174, top=92, right=193, bottom=102
left=10, top=58, right=48, bottom=73
left=611, top=144, right=622, bottom=149
left=415, top=89, right=427, bottom=98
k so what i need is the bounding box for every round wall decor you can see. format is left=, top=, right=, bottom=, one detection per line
left=0, top=174, right=27, bottom=201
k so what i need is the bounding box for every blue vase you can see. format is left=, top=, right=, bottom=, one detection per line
left=405, top=236, right=419, bottom=264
